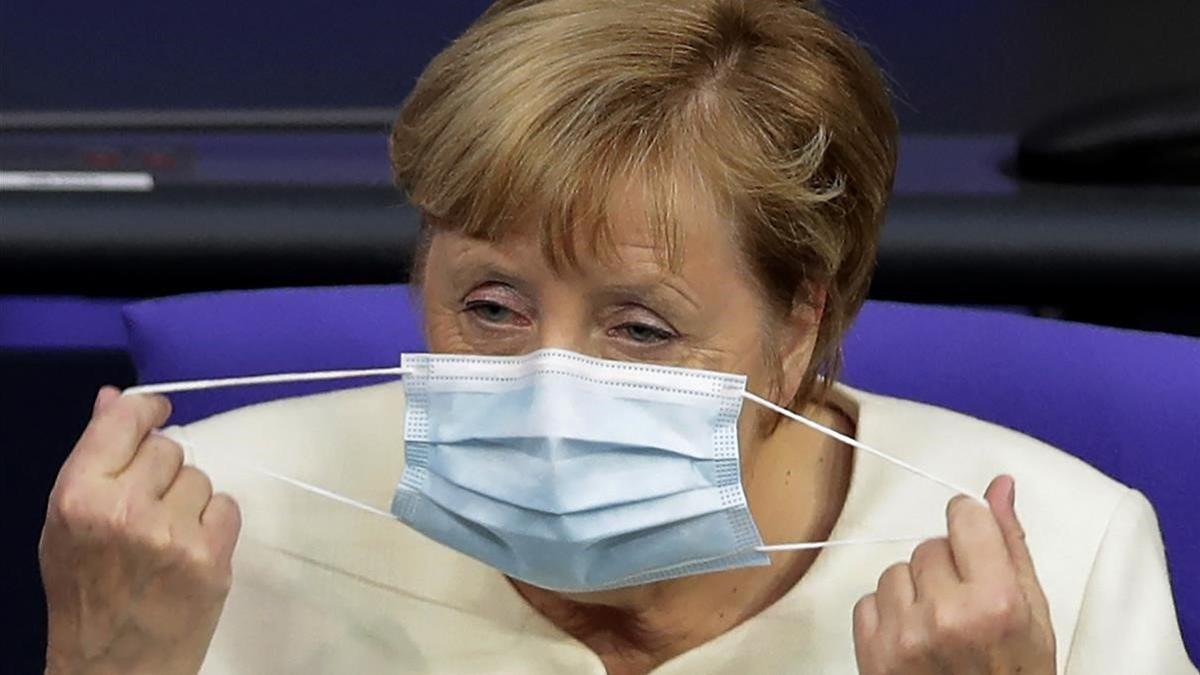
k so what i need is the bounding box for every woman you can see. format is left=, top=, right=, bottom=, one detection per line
left=39, top=1, right=1194, bottom=673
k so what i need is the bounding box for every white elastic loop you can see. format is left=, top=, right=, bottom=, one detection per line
left=233, top=459, right=941, bottom=551
left=756, top=535, right=932, bottom=552
left=122, top=366, right=410, bottom=396
left=741, top=391, right=987, bottom=504
left=238, top=462, right=396, bottom=520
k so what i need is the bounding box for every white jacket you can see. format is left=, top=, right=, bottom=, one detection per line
left=164, top=382, right=1196, bottom=674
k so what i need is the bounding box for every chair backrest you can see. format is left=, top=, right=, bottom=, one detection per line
left=123, top=284, right=1199, bottom=656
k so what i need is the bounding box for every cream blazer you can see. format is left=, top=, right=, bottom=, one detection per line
left=163, top=382, right=1196, bottom=674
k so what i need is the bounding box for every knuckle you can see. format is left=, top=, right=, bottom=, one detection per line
left=881, top=562, right=909, bottom=583
left=910, top=539, right=942, bottom=565
left=119, top=499, right=172, bottom=550
left=181, top=543, right=218, bottom=570
left=49, top=483, right=86, bottom=522
left=179, top=544, right=234, bottom=596
left=929, top=604, right=967, bottom=643
left=186, top=465, right=213, bottom=491
left=147, top=434, right=184, bottom=460
left=212, top=493, right=243, bottom=531
left=853, top=595, right=873, bottom=621
left=105, top=400, right=140, bottom=427
left=946, top=494, right=977, bottom=523
left=877, top=563, right=911, bottom=594
left=85, top=408, right=136, bottom=447
left=174, top=465, right=214, bottom=499
left=930, top=588, right=1029, bottom=648
left=911, top=539, right=936, bottom=557
left=139, top=527, right=176, bottom=557
left=894, top=624, right=928, bottom=662
left=197, top=469, right=214, bottom=493
left=982, top=586, right=1029, bottom=632
left=852, top=594, right=878, bottom=636
left=50, top=485, right=108, bottom=535
left=152, top=394, right=172, bottom=418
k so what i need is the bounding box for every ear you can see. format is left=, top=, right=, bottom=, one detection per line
left=775, top=284, right=827, bottom=403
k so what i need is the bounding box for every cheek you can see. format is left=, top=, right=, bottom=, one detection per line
left=421, top=303, right=474, bottom=354
left=733, top=339, right=788, bottom=449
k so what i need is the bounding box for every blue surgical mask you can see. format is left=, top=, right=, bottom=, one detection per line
left=127, top=348, right=979, bottom=593
left=394, top=348, right=765, bottom=591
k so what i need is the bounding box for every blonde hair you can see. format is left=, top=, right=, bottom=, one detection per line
left=391, top=0, right=898, bottom=405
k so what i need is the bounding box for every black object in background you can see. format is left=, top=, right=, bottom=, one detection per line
left=5, top=0, right=1200, bottom=135
left=1018, top=87, right=1200, bottom=185
left=0, top=350, right=136, bottom=674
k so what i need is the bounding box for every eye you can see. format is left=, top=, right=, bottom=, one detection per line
left=609, top=319, right=676, bottom=343
left=617, top=322, right=676, bottom=345
left=460, top=282, right=533, bottom=328
left=465, top=300, right=516, bottom=324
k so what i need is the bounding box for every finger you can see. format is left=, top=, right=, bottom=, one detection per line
left=93, top=385, right=121, bottom=415
left=985, top=475, right=1038, bottom=580
left=946, top=493, right=1014, bottom=583
left=162, top=465, right=213, bottom=521
left=852, top=594, right=881, bottom=671
left=201, top=493, right=242, bottom=567
left=875, top=562, right=916, bottom=629
left=72, top=392, right=173, bottom=475
left=119, top=433, right=185, bottom=498
left=909, top=537, right=960, bottom=601
left=986, top=476, right=1052, bottom=619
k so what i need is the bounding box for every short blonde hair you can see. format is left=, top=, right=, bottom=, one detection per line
left=391, top=0, right=897, bottom=404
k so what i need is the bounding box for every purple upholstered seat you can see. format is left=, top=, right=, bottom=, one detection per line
left=122, top=285, right=1199, bottom=657
left=123, top=284, right=425, bottom=423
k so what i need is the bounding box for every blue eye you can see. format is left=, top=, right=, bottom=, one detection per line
left=619, top=323, right=675, bottom=344
left=466, top=301, right=515, bottom=324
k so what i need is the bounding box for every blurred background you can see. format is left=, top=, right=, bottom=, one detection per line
left=2, top=1, right=1197, bottom=670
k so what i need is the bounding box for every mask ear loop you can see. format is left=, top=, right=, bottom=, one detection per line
left=122, top=366, right=412, bottom=396
left=123, top=366, right=987, bottom=552
left=741, top=391, right=986, bottom=504
left=741, top=390, right=988, bottom=553
left=130, top=366, right=415, bottom=520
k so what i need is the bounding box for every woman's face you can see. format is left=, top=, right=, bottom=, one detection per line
left=419, top=182, right=821, bottom=445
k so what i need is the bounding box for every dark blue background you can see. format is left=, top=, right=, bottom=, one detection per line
left=3, top=0, right=1198, bottom=132
left=0, top=2, right=491, bottom=110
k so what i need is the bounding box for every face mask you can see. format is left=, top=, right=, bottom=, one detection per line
left=127, top=349, right=980, bottom=593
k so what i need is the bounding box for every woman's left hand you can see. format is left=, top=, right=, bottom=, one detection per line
left=852, top=475, right=1057, bottom=675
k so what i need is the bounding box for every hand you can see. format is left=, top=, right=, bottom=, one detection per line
left=40, top=386, right=241, bottom=675
left=852, top=475, right=1056, bottom=674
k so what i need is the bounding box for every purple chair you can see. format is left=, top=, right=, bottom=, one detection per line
left=123, top=284, right=1199, bottom=657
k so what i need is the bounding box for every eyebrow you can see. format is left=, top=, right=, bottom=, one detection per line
left=449, top=261, right=531, bottom=297
left=448, top=240, right=703, bottom=312
left=597, top=279, right=701, bottom=313
left=446, top=242, right=527, bottom=283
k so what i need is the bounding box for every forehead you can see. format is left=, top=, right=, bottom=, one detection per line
left=430, top=169, right=743, bottom=279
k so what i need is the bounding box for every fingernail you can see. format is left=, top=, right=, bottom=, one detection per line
left=1008, top=477, right=1017, bottom=508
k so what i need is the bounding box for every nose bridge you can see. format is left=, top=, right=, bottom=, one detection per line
left=534, top=282, right=592, bottom=354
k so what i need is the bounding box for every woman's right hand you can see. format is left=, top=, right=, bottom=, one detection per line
left=40, top=386, right=241, bottom=675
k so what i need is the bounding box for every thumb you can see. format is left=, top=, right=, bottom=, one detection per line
left=986, top=475, right=1026, bottom=557
left=986, top=475, right=1042, bottom=588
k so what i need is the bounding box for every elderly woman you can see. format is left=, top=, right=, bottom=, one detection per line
left=39, top=1, right=1193, bottom=673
